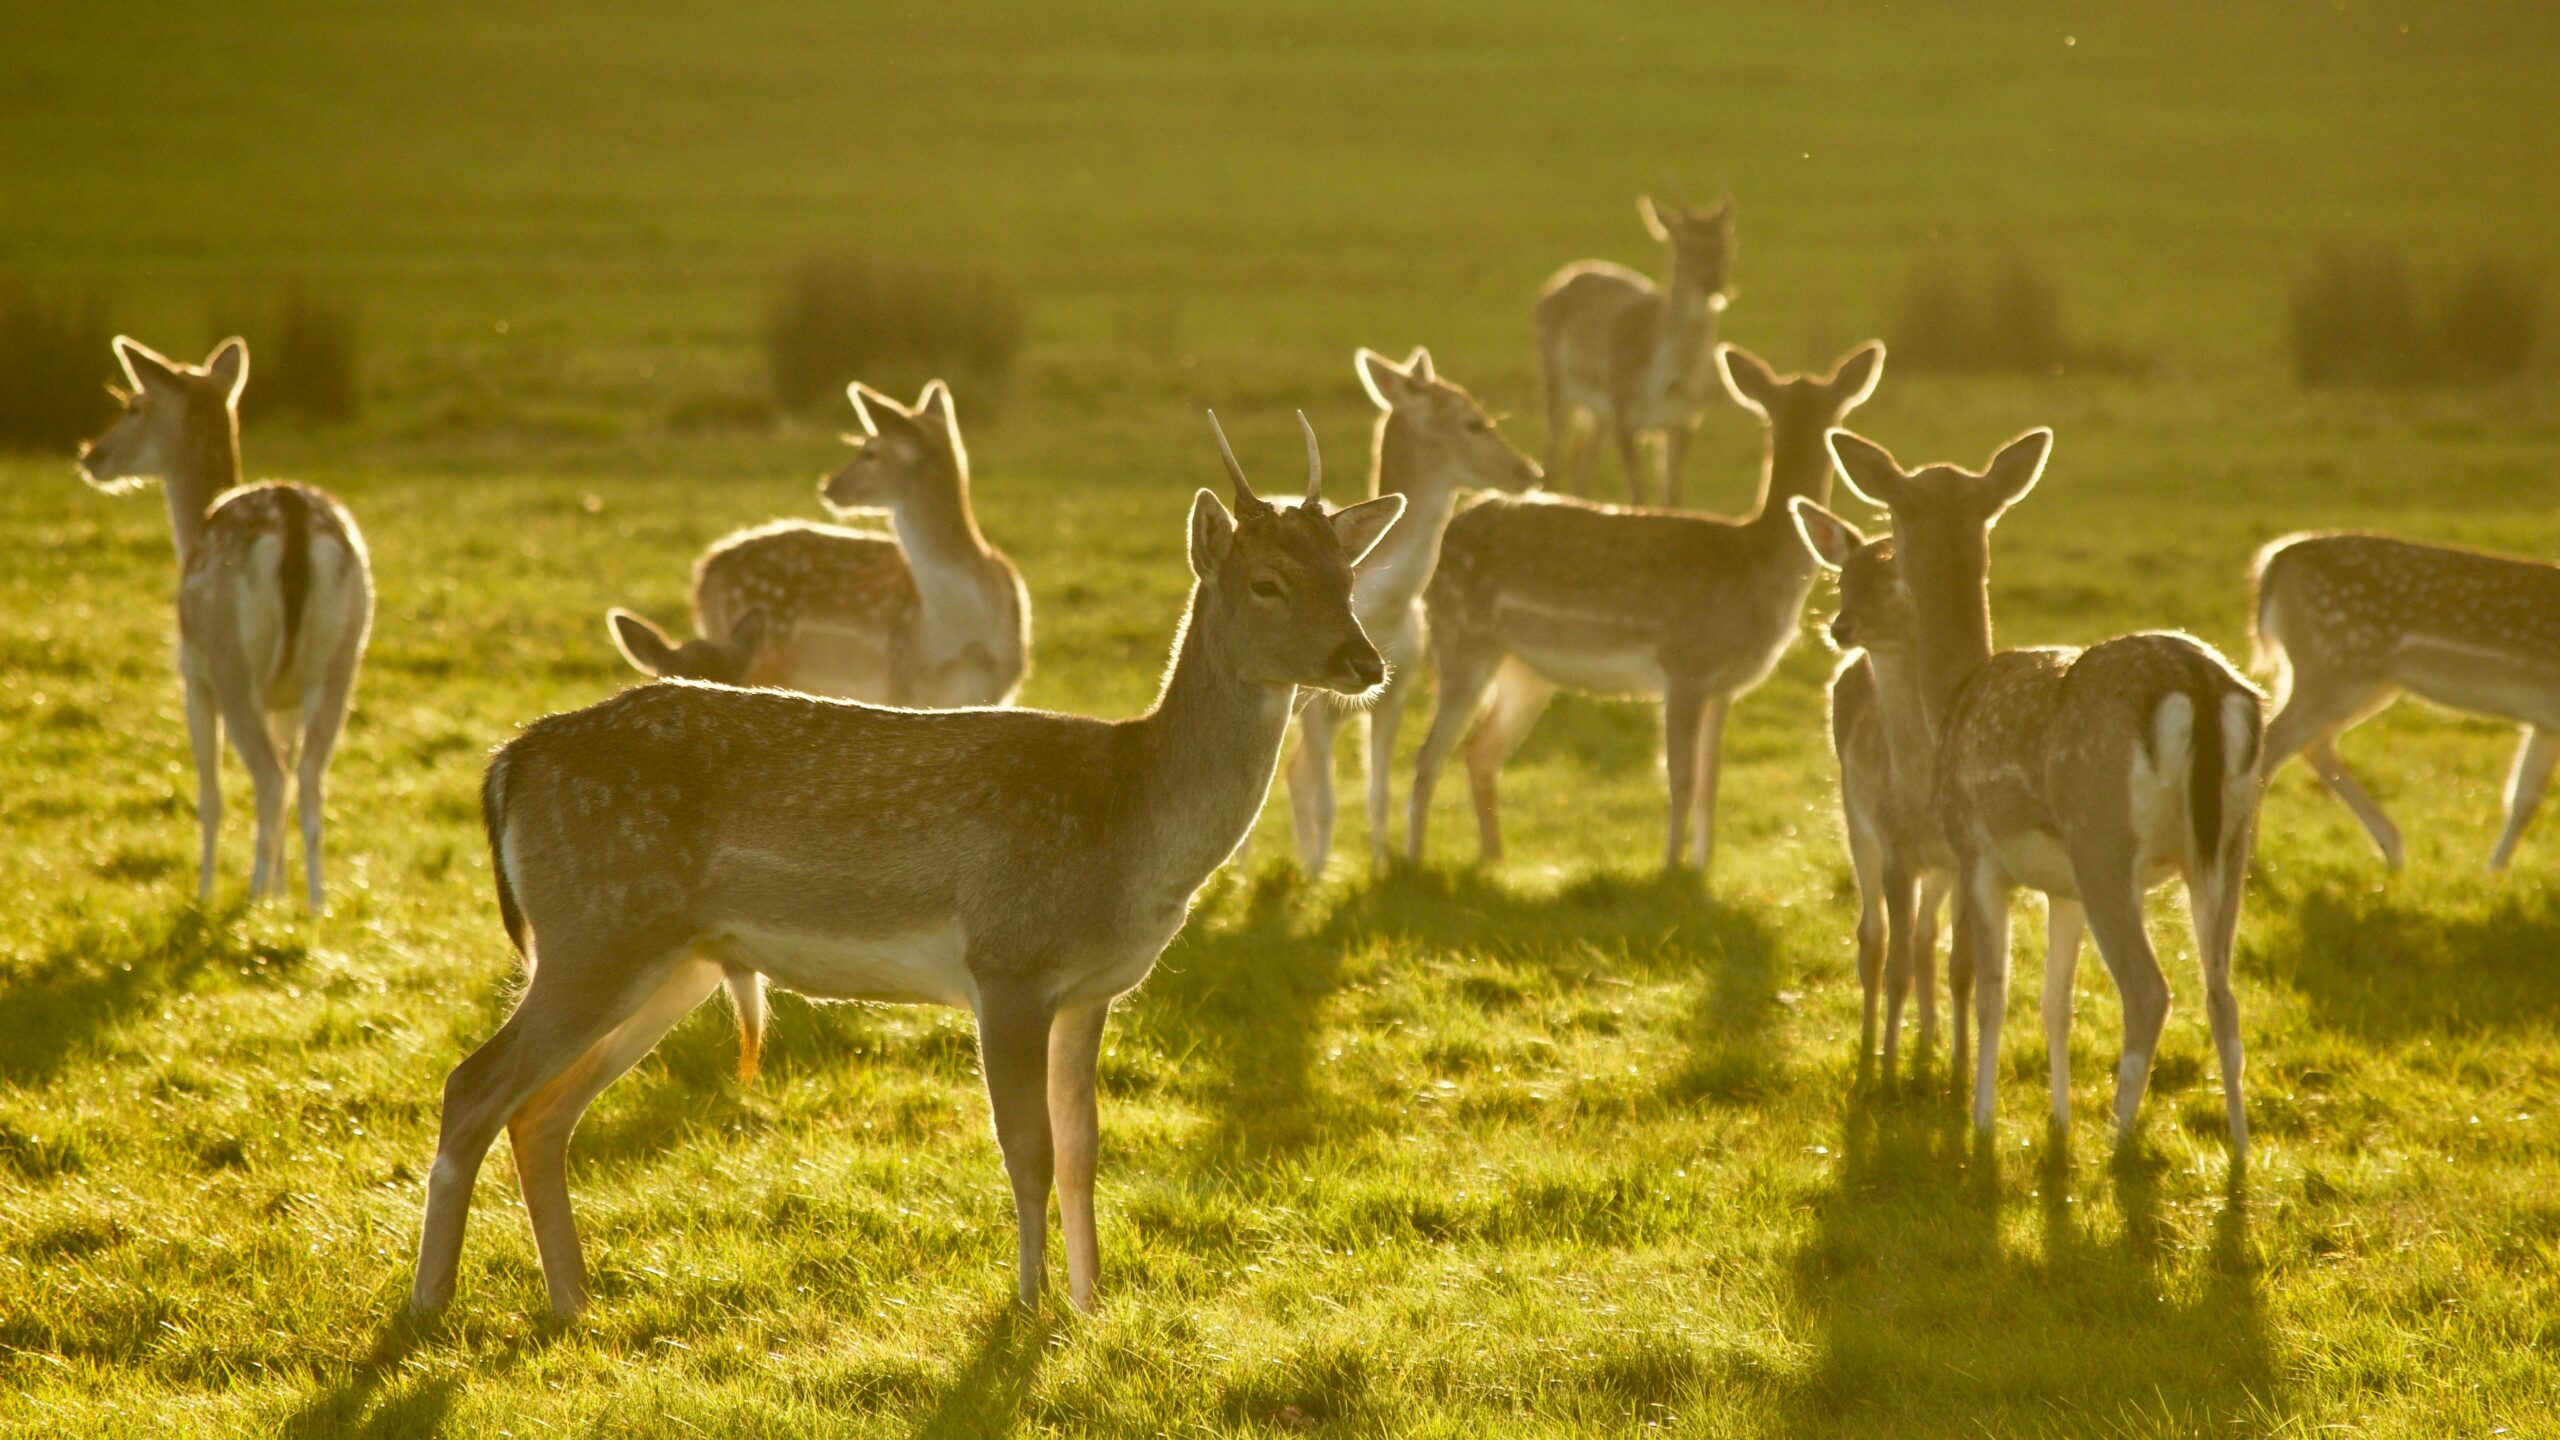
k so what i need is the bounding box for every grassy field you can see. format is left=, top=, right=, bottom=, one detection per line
left=7, top=2, right=2560, bottom=1434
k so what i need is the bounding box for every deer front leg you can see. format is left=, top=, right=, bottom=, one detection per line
left=1660, top=687, right=1709, bottom=870
left=2042, top=897, right=2085, bottom=1135
left=977, top=985, right=1057, bottom=1308
left=1689, top=694, right=1732, bottom=877
left=1956, top=858, right=2012, bottom=1137
left=1660, top=421, right=1697, bottom=510
left=1287, top=701, right=1339, bottom=873
left=1048, top=998, right=1110, bottom=1313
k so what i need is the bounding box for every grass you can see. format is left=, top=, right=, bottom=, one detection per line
left=4, top=1, right=2560, bottom=1434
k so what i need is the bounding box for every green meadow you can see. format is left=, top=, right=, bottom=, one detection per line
left=5, top=2, right=2560, bottom=1434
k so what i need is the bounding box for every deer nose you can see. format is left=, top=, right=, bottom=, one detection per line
left=1334, top=640, right=1385, bottom=690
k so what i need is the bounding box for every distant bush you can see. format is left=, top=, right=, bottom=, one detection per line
left=0, top=279, right=116, bottom=452
left=1888, top=253, right=2134, bottom=376
left=763, top=247, right=1024, bottom=412
left=208, top=284, right=362, bottom=424
left=2290, top=246, right=2541, bottom=387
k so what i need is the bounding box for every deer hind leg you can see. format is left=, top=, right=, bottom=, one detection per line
left=1844, top=814, right=1887, bottom=1080
left=1408, top=638, right=1505, bottom=864
left=1659, top=421, right=1697, bottom=510
left=2490, top=726, right=2559, bottom=872
left=2189, top=783, right=2260, bottom=1157
left=2073, top=850, right=2169, bottom=1147
left=1687, top=694, right=1732, bottom=877
left=2264, top=670, right=2402, bottom=867
left=292, top=635, right=362, bottom=913
left=1287, top=701, right=1340, bottom=874
left=1047, top=998, right=1110, bottom=1313
left=1363, top=666, right=1412, bottom=868
left=211, top=682, right=289, bottom=901
left=507, top=956, right=722, bottom=1318
left=1463, top=658, right=1555, bottom=863
left=976, top=983, right=1058, bottom=1308
left=1613, top=422, right=1651, bottom=507
left=2042, top=897, right=2086, bottom=1134
left=1955, top=859, right=2013, bottom=1136
left=183, top=675, right=223, bottom=902
left=1913, top=874, right=1949, bottom=1058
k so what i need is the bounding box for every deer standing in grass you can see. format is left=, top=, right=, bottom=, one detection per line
left=410, top=416, right=1403, bottom=1320
left=1536, top=194, right=1734, bottom=507
left=75, top=336, right=373, bottom=912
left=2251, top=533, right=2560, bottom=872
left=1282, top=347, right=1542, bottom=871
left=1407, top=341, right=1882, bottom=875
left=1827, top=428, right=2265, bottom=1152
left=612, top=380, right=1028, bottom=704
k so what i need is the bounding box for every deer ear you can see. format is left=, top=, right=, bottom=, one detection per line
left=1354, top=347, right=1413, bottom=411
left=1639, top=195, right=1671, bottom=243
left=726, top=607, right=770, bottom=663
left=1330, top=492, right=1407, bottom=571
left=1717, top=344, right=1782, bottom=416
left=1405, top=347, right=1435, bottom=382
left=204, top=337, right=250, bottom=408
left=608, top=609, right=682, bottom=678
left=1188, top=488, right=1235, bottom=580
left=1789, top=497, right=1863, bottom=572
left=1827, top=429, right=1907, bottom=507
left=114, top=336, right=183, bottom=393
left=1826, top=341, right=1884, bottom=411
left=1980, top=428, right=2053, bottom=511
left=916, top=379, right=966, bottom=469
left=847, top=381, right=902, bottom=436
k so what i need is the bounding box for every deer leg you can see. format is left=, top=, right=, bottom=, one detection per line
left=2073, top=850, right=2169, bottom=1148
left=1688, top=694, right=1732, bottom=877
left=1914, top=874, right=1948, bottom=1058
left=1660, top=422, right=1696, bottom=510
left=2042, top=896, right=2086, bottom=1135
left=1048, top=998, right=1110, bottom=1313
left=183, top=675, right=223, bottom=902
left=1844, top=813, right=1886, bottom=1082
left=977, top=984, right=1057, bottom=1309
left=293, top=639, right=361, bottom=913
left=1660, top=687, right=1709, bottom=870
left=1287, top=700, right=1339, bottom=874
left=2190, top=791, right=2259, bottom=1157
left=1880, top=866, right=1923, bottom=1083
left=1409, top=639, right=1503, bottom=864
left=1364, top=667, right=1410, bottom=868
left=1613, top=423, right=1651, bottom=507
left=2264, top=673, right=2402, bottom=867
left=1957, top=859, right=2013, bottom=1136
left=1463, top=658, right=1555, bottom=863
left=212, top=683, right=289, bottom=901
left=2491, top=726, right=2559, bottom=872
left=507, top=957, right=721, bottom=1318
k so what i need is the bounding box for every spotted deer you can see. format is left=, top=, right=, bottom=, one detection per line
left=1828, top=428, right=2265, bottom=1153
left=664, top=380, right=1029, bottom=705
left=410, top=416, right=1404, bottom=1320
left=1282, top=346, right=1542, bottom=871
left=75, top=336, right=373, bottom=912
left=1535, top=194, right=1735, bottom=507
left=606, top=607, right=768, bottom=686
left=2251, top=533, right=2560, bottom=872
left=1407, top=341, right=1882, bottom=875
left=1792, top=500, right=2080, bottom=1086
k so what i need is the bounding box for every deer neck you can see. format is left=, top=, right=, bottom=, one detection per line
left=1648, top=257, right=1722, bottom=394
left=1740, top=416, right=1837, bottom=565
left=161, top=413, right=242, bottom=564
left=1126, top=592, right=1296, bottom=882
left=1865, top=647, right=1939, bottom=806
left=889, top=463, right=1007, bottom=639
left=1355, top=416, right=1464, bottom=616
left=1901, top=532, right=1997, bottom=735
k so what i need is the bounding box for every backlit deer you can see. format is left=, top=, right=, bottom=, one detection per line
left=1536, top=194, right=1735, bottom=507
left=1283, top=346, right=1542, bottom=870
left=2251, top=533, right=2560, bottom=871
left=410, top=416, right=1404, bottom=1320
left=673, top=380, right=1029, bottom=705
left=1407, top=341, right=1882, bottom=875
left=606, top=607, right=768, bottom=686
left=1792, top=500, right=2079, bottom=1085
left=75, top=336, right=373, bottom=912
left=1829, top=428, right=2265, bottom=1153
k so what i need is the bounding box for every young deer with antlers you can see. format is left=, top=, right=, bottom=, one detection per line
left=1827, top=429, right=2265, bottom=1152
left=1282, top=346, right=1542, bottom=871
left=612, top=380, right=1029, bottom=704
left=1407, top=341, right=1882, bottom=875
left=76, top=336, right=373, bottom=912
left=410, top=416, right=1402, bottom=1320
left=2252, top=533, right=2560, bottom=872
left=1535, top=193, right=1735, bottom=507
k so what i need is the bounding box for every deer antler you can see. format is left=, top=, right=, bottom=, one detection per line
left=1299, top=410, right=1322, bottom=504
left=1206, top=410, right=1261, bottom=510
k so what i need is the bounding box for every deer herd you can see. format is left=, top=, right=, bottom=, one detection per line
left=65, top=193, right=2560, bottom=1322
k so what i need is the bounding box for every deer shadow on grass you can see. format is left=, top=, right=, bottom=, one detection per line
left=906, top=1301, right=1054, bottom=1440
left=1784, top=1097, right=2275, bottom=1435
left=2256, top=870, right=2560, bottom=1040
left=0, top=897, right=298, bottom=1089
left=278, top=1310, right=501, bottom=1439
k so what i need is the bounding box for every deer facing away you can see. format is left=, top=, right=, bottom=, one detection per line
left=1282, top=346, right=1542, bottom=871
left=1536, top=194, right=1734, bottom=508
left=1407, top=341, right=1882, bottom=875
left=1829, top=428, right=2265, bottom=1153
left=410, top=416, right=1404, bottom=1320
left=615, top=380, right=1029, bottom=705
left=2252, top=532, right=2560, bottom=872
left=76, top=336, right=374, bottom=912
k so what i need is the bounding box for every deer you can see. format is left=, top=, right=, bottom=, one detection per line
left=1406, top=340, right=1883, bottom=876
left=1281, top=346, right=1543, bottom=871
left=74, top=336, right=374, bottom=913
left=1791, top=500, right=2081, bottom=1087
left=605, top=607, right=768, bottom=686
left=639, top=379, right=1029, bottom=705
left=2250, top=533, right=2560, bottom=872
left=409, top=415, right=1404, bottom=1321
left=1826, top=427, right=2265, bottom=1154
left=1535, top=193, right=1735, bottom=507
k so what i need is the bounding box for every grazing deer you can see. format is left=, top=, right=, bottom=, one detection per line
left=2251, top=533, right=2560, bottom=872
left=606, top=607, right=768, bottom=686
left=1828, top=428, right=2265, bottom=1152
left=673, top=380, right=1029, bottom=705
left=1407, top=341, right=1883, bottom=875
left=75, top=336, right=373, bottom=913
left=1792, top=500, right=2080, bottom=1086
left=1535, top=194, right=1735, bottom=507
left=409, top=416, right=1404, bottom=1320
left=1282, top=346, right=1543, bottom=871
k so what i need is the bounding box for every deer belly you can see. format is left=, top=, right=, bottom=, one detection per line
left=712, top=917, right=973, bottom=1008
left=1506, top=635, right=1665, bottom=697
left=2391, top=637, right=2560, bottom=729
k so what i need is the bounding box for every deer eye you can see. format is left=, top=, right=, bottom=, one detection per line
left=1250, top=577, right=1285, bottom=601
left=1467, top=419, right=1490, bottom=434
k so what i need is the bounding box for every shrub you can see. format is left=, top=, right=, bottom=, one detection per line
left=2437, top=257, right=2541, bottom=384
left=763, top=246, right=1024, bottom=412
left=1887, top=252, right=2124, bottom=375
left=2290, top=246, right=2542, bottom=387
left=207, top=284, right=362, bottom=424
left=0, top=279, right=116, bottom=452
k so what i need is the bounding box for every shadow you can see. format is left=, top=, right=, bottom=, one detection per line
left=1785, top=1098, right=2276, bottom=1433
left=279, top=1311, right=460, bottom=1440
left=0, top=897, right=297, bottom=1089
left=2262, top=873, right=2560, bottom=1039
left=908, top=1301, right=1052, bottom=1440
